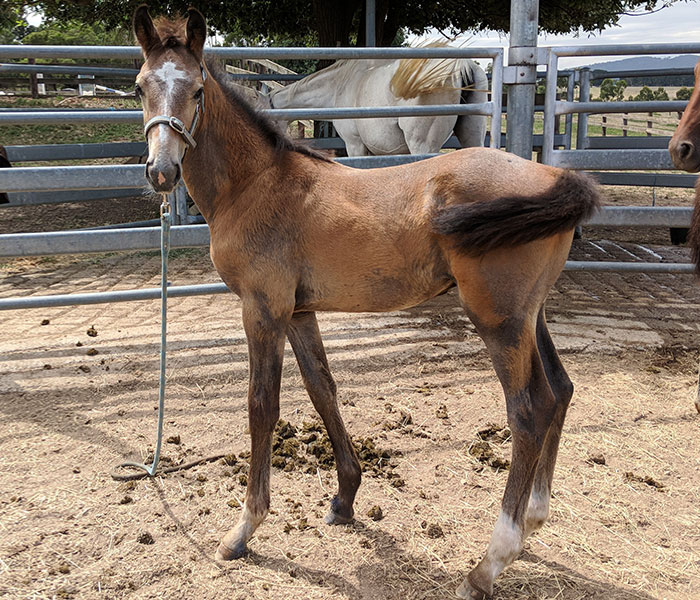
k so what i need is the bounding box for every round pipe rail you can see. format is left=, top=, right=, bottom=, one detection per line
left=0, top=155, right=438, bottom=193
left=556, top=100, right=687, bottom=116
left=0, top=63, right=138, bottom=76
left=0, top=206, right=692, bottom=258
left=0, top=102, right=494, bottom=125
left=0, top=260, right=693, bottom=312
left=548, top=43, right=700, bottom=57
left=0, top=45, right=503, bottom=61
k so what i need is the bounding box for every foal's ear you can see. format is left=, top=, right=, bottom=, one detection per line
left=133, top=5, right=160, bottom=56
left=186, top=8, right=207, bottom=61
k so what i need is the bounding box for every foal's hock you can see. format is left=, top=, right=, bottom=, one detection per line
left=133, top=6, right=600, bottom=598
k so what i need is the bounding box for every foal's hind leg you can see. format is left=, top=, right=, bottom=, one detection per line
left=287, top=312, right=362, bottom=524
left=524, top=308, right=573, bottom=537
left=456, top=308, right=559, bottom=599
left=216, top=300, right=290, bottom=561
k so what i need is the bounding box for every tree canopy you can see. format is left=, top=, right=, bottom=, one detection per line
left=3, top=0, right=689, bottom=48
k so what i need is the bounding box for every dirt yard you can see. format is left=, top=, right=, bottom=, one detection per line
left=1, top=186, right=699, bottom=600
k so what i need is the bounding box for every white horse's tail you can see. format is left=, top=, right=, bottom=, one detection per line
left=390, top=42, right=463, bottom=99
left=390, top=45, right=488, bottom=101
left=458, top=59, right=489, bottom=103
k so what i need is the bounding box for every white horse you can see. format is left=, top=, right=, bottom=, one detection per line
left=262, top=56, right=489, bottom=156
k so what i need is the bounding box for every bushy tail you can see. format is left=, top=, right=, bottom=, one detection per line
left=432, top=170, right=601, bottom=255
left=688, top=185, right=700, bottom=276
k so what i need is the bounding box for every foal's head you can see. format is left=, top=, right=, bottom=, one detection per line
left=669, top=60, right=700, bottom=173
left=133, top=6, right=207, bottom=192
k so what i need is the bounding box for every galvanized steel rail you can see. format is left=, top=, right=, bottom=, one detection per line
left=0, top=206, right=693, bottom=258
left=0, top=45, right=503, bottom=60
left=0, top=258, right=693, bottom=312
left=1, top=102, right=494, bottom=125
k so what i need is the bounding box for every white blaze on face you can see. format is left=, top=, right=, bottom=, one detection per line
left=153, top=60, right=188, bottom=103
left=150, top=59, right=189, bottom=155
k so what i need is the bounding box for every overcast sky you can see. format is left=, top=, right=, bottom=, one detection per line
left=25, top=1, right=699, bottom=68
left=451, top=0, right=700, bottom=68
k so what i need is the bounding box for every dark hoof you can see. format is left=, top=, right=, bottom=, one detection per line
left=324, top=510, right=354, bottom=525
left=215, top=540, right=248, bottom=561
left=324, top=496, right=354, bottom=525
left=455, top=574, right=490, bottom=599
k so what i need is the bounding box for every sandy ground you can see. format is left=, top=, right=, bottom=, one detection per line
left=1, top=222, right=699, bottom=600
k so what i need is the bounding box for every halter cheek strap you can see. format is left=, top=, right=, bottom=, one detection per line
left=143, top=66, right=207, bottom=152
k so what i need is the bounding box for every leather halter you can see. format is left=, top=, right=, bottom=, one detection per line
left=143, top=66, right=206, bottom=152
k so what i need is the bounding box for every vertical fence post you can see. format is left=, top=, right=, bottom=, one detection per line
left=172, top=184, right=188, bottom=226
left=542, top=48, right=558, bottom=165
left=564, top=72, right=575, bottom=149
left=506, top=0, right=539, bottom=159
left=490, top=50, right=504, bottom=149
left=576, top=67, right=591, bottom=150
left=28, top=57, right=39, bottom=98
left=365, top=0, right=376, bottom=47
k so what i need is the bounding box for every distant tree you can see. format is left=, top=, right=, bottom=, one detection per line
left=599, top=78, right=627, bottom=101
left=634, top=86, right=655, bottom=101
left=0, top=4, right=35, bottom=43
left=676, top=87, right=693, bottom=100
left=653, top=87, right=669, bottom=101
left=536, top=75, right=571, bottom=96
left=22, top=20, right=131, bottom=46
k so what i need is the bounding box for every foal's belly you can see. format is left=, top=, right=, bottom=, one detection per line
left=297, top=262, right=454, bottom=313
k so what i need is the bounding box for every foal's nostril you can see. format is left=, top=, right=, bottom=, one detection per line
left=679, top=141, right=694, bottom=160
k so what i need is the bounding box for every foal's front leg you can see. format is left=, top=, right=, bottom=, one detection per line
left=215, top=299, right=291, bottom=561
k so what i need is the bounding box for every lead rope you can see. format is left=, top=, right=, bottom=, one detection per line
left=111, top=194, right=172, bottom=480
left=111, top=194, right=228, bottom=482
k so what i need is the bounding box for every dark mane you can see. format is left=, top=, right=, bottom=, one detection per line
left=207, top=62, right=333, bottom=164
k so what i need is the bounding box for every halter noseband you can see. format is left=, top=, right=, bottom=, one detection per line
left=143, top=66, right=207, bottom=152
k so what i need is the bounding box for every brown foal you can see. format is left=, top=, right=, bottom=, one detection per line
left=669, top=57, right=700, bottom=415
left=133, top=7, right=600, bottom=598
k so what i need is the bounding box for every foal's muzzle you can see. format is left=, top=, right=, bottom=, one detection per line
left=146, top=159, right=181, bottom=193
left=669, top=138, right=700, bottom=172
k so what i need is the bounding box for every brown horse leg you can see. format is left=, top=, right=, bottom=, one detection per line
left=215, top=300, right=290, bottom=561
left=524, top=308, right=573, bottom=537
left=457, top=313, right=558, bottom=599
left=287, top=312, right=361, bottom=524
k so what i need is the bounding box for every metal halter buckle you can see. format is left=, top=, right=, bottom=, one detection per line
left=168, top=117, right=186, bottom=133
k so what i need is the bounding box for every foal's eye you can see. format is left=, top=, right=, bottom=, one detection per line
left=134, top=84, right=143, bottom=98
left=194, top=88, right=203, bottom=100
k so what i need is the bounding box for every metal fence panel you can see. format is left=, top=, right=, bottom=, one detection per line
left=551, top=149, right=675, bottom=170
